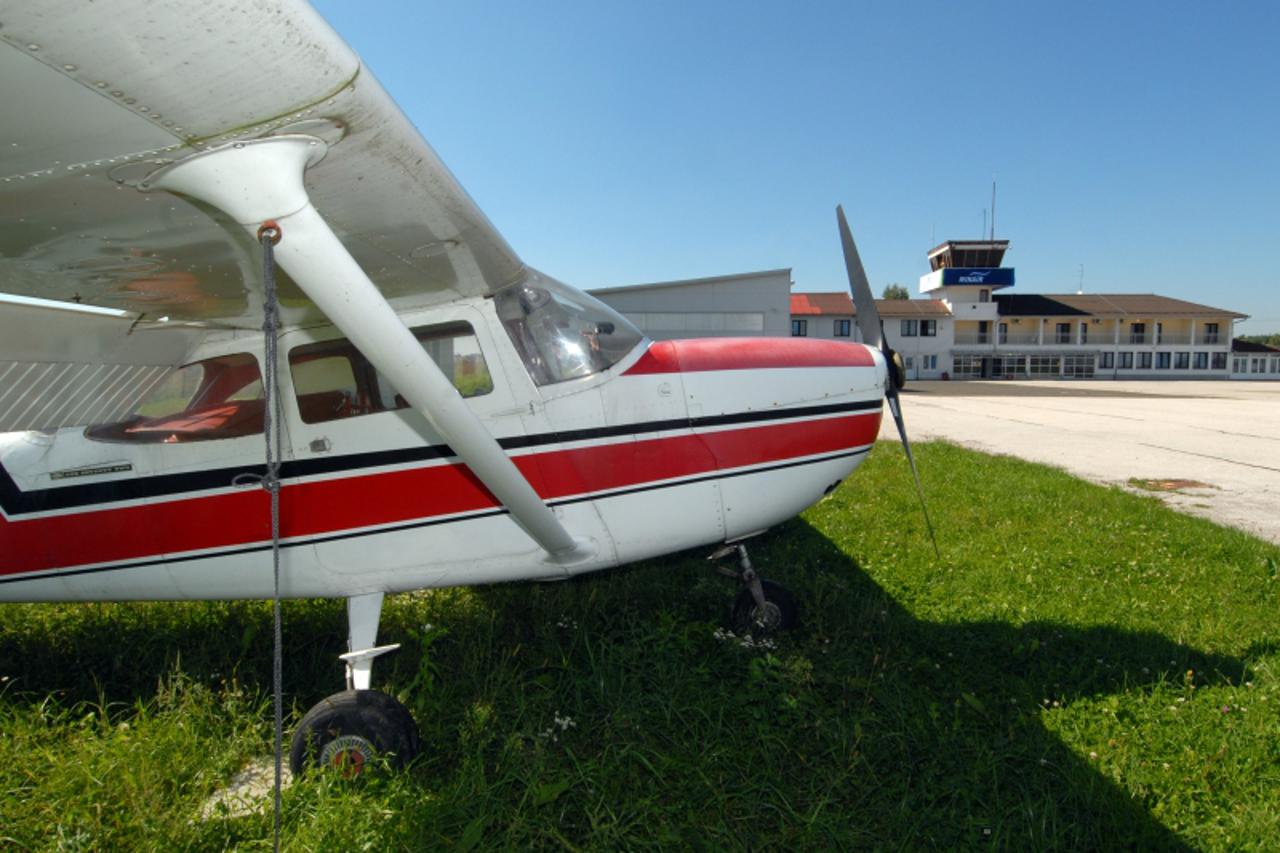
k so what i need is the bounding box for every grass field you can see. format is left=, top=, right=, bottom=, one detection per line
left=2, top=441, right=1278, bottom=850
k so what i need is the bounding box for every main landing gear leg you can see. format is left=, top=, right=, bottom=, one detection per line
left=289, top=592, right=421, bottom=776
left=710, top=543, right=800, bottom=636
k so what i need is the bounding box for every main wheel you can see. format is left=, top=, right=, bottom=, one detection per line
left=290, top=689, right=420, bottom=777
left=730, top=579, right=799, bottom=635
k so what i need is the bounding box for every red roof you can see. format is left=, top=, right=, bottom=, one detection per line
left=791, top=292, right=951, bottom=318
left=791, top=292, right=853, bottom=316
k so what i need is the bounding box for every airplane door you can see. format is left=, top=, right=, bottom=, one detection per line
left=279, top=304, right=534, bottom=580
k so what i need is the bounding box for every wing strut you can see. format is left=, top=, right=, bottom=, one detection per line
left=145, top=136, right=593, bottom=566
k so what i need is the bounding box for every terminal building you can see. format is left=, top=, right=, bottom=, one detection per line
left=590, top=237, right=1274, bottom=381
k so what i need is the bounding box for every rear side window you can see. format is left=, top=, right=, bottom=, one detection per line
left=85, top=353, right=263, bottom=443
left=289, top=321, right=492, bottom=425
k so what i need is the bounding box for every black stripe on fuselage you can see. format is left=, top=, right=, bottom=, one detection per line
left=0, top=446, right=871, bottom=587
left=0, top=399, right=880, bottom=516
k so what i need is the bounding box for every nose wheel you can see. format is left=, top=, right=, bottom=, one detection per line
left=290, top=689, right=420, bottom=776
left=711, top=543, right=800, bottom=636
left=730, top=579, right=798, bottom=635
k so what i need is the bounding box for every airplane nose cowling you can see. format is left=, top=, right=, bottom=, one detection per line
left=624, top=336, right=886, bottom=413
left=623, top=336, right=886, bottom=539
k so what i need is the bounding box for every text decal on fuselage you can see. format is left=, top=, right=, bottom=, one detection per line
left=50, top=463, right=134, bottom=481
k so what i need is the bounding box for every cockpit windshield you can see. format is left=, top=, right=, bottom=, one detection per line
left=493, top=272, right=644, bottom=386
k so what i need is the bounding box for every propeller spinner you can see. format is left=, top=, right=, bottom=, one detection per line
left=836, top=205, right=939, bottom=558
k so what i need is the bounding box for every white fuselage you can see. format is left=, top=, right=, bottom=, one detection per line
left=0, top=295, right=885, bottom=602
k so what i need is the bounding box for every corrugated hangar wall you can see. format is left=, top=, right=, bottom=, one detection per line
left=589, top=269, right=792, bottom=341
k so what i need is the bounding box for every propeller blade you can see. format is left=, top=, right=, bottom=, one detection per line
left=836, top=205, right=884, bottom=350
left=837, top=204, right=938, bottom=558
left=885, top=387, right=940, bottom=559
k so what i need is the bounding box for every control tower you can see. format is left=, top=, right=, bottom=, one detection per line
left=918, top=239, right=1013, bottom=299
left=918, top=239, right=1015, bottom=378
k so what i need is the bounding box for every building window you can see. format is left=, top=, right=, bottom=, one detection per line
left=1055, top=323, right=1071, bottom=344
left=979, top=289, right=990, bottom=303
left=900, top=319, right=918, bottom=337
left=1252, top=358, right=1266, bottom=374
left=791, top=319, right=807, bottom=337
left=1080, top=323, right=1088, bottom=344
left=834, top=319, right=851, bottom=337
left=1175, top=352, right=1190, bottom=369
left=1233, top=357, right=1246, bottom=373
left=1193, top=352, right=1208, bottom=370
left=1272, top=357, right=1280, bottom=374
left=1155, top=322, right=1164, bottom=345
left=1156, top=352, right=1171, bottom=369
left=1028, top=356, right=1060, bottom=375
left=1139, top=352, right=1153, bottom=369
left=998, top=322, right=1008, bottom=344
left=952, top=355, right=983, bottom=378
left=921, top=319, right=937, bottom=337
left=1063, top=355, right=1095, bottom=377
left=1130, top=323, right=1146, bottom=344
left=1203, top=323, right=1219, bottom=344
left=1100, top=352, right=1114, bottom=369
left=923, top=355, right=938, bottom=370
left=904, top=356, right=914, bottom=370
left=1212, top=352, right=1227, bottom=370
left=1120, top=352, right=1134, bottom=369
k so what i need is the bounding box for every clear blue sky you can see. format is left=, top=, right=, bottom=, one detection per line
left=312, top=1, right=1279, bottom=334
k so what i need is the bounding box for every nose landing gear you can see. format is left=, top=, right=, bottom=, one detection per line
left=290, top=592, right=421, bottom=776
left=710, top=543, right=799, bottom=635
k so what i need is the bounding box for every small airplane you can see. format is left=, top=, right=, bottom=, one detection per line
left=0, top=0, right=928, bottom=776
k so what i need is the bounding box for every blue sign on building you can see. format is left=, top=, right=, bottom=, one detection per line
left=941, top=268, right=1015, bottom=287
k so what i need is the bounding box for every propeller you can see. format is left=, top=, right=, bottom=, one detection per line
left=836, top=205, right=939, bottom=558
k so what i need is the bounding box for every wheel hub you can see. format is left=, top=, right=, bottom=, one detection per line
left=752, top=601, right=782, bottom=631
left=321, top=734, right=375, bottom=777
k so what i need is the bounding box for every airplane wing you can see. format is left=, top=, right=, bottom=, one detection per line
left=0, top=0, right=525, bottom=330
left=0, top=0, right=529, bottom=432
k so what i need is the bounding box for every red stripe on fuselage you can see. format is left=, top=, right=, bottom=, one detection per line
left=623, top=338, right=876, bottom=375
left=0, top=411, right=880, bottom=577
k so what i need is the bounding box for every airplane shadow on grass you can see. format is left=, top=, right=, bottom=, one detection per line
left=721, top=517, right=1249, bottom=850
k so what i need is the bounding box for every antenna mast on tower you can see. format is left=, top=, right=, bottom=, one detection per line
left=990, top=178, right=997, bottom=240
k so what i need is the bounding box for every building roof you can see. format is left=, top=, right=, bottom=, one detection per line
left=791, top=293, right=952, bottom=318
left=926, top=239, right=1010, bottom=271
left=876, top=299, right=952, bottom=318
left=790, top=292, right=852, bottom=315
left=994, top=294, right=1089, bottom=316
left=590, top=268, right=791, bottom=295
left=995, top=293, right=1247, bottom=319
left=1232, top=339, right=1280, bottom=354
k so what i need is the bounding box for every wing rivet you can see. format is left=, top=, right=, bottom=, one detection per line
left=257, top=221, right=282, bottom=245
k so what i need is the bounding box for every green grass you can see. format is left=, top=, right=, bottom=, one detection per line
left=2, top=441, right=1278, bottom=850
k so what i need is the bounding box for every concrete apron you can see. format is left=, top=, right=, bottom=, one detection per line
left=878, top=380, right=1280, bottom=546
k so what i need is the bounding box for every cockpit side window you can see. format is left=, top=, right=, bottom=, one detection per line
left=289, top=321, right=492, bottom=425
left=85, top=352, right=264, bottom=443
left=493, top=273, right=644, bottom=386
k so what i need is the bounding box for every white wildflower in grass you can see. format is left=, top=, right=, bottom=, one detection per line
left=711, top=627, right=776, bottom=652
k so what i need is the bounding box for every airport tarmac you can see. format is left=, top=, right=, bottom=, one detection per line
left=877, top=380, right=1280, bottom=545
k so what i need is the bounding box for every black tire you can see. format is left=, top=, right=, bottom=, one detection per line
left=289, top=689, right=420, bottom=776
left=730, top=579, right=799, bottom=635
